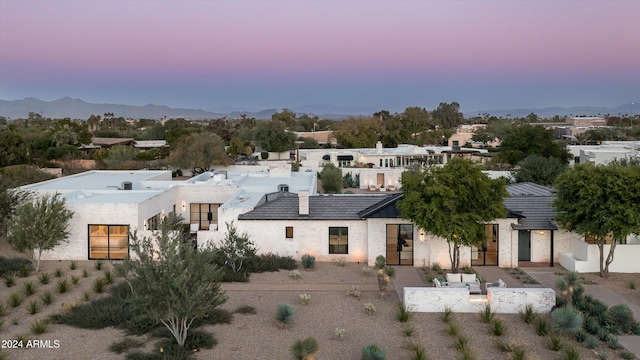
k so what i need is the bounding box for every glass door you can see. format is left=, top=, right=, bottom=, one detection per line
left=386, top=224, right=413, bottom=266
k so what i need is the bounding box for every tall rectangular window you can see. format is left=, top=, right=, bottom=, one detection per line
left=88, top=225, right=129, bottom=260
left=190, top=203, right=220, bottom=230
left=329, top=227, right=348, bottom=254
left=146, top=213, right=161, bottom=231
left=285, top=226, right=293, bottom=239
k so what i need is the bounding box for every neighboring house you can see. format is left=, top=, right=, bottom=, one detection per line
left=567, top=141, right=640, bottom=165
left=77, top=138, right=168, bottom=153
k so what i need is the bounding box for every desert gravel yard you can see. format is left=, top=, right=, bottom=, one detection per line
left=2, top=260, right=621, bottom=359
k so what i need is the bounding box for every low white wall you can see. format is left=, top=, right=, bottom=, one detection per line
left=404, top=287, right=555, bottom=314
left=560, top=238, right=640, bottom=273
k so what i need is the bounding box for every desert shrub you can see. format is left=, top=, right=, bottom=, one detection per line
left=583, top=315, right=601, bottom=334
left=27, top=300, right=39, bottom=315
left=38, top=273, right=50, bottom=284
left=404, top=340, right=427, bottom=360
left=337, top=259, right=347, bottom=267
left=70, top=261, right=76, bottom=270
left=489, top=318, right=507, bottom=336
left=104, top=270, right=114, bottom=284
left=236, top=253, right=297, bottom=274
left=93, top=279, right=106, bottom=293
left=495, top=339, right=513, bottom=352
left=597, top=327, right=610, bottom=342
left=559, top=347, right=580, bottom=360
left=447, top=323, right=460, bottom=337
left=551, top=307, right=583, bottom=335
left=56, top=279, right=69, bottom=293
left=122, top=315, right=160, bottom=336
left=385, top=266, right=396, bottom=278
left=362, top=267, right=372, bottom=276
left=620, top=351, right=635, bottom=359
left=95, top=260, right=104, bottom=270
left=54, top=268, right=63, bottom=277
left=291, top=337, right=319, bottom=360
left=585, top=336, right=599, bottom=349
left=395, top=303, right=413, bottom=323
left=347, top=285, right=361, bottom=298
left=574, top=329, right=587, bottom=343
left=606, top=304, right=636, bottom=333
left=361, top=344, right=386, bottom=360
left=289, top=270, right=301, bottom=280
left=30, top=319, right=48, bottom=334
left=364, top=303, right=376, bottom=315
left=9, top=293, right=23, bottom=307
left=511, top=346, right=527, bottom=360
left=71, top=275, right=80, bottom=285
left=519, top=304, right=536, bottom=324
left=109, top=338, right=144, bottom=354
left=0, top=257, right=32, bottom=278
left=547, top=335, right=563, bottom=351
left=454, top=335, right=470, bottom=352
left=82, top=268, right=88, bottom=278
left=607, top=334, right=619, bottom=350
left=0, top=302, right=5, bottom=316
left=431, top=262, right=443, bottom=272
left=400, top=322, right=416, bottom=337
left=3, top=272, right=16, bottom=287
left=299, top=293, right=311, bottom=305
left=23, top=281, right=36, bottom=296
left=534, top=316, right=549, bottom=336
left=462, top=265, right=474, bottom=274
left=234, top=305, right=257, bottom=314
left=50, top=290, right=133, bottom=329
left=375, top=255, right=386, bottom=269
left=441, top=306, right=454, bottom=323
left=480, top=304, right=495, bottom=323
left=124, top=351, right=158, bottom=360
left=276, top=303, right=295, bottom=328
left=301, top=254, right=316, bottom=270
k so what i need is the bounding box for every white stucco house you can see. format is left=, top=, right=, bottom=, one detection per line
left=18, top=168, right=640, bottom=272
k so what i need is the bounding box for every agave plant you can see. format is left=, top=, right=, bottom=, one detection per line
left=361, top=344, right=386, bottom=360
left=551, top=307, right=583, bottom=335
left=276, top=303, right=295, bottom=328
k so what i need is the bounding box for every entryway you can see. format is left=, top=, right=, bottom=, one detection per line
left=518, top=230, right=531, bottom=262
left=385, top=224, right=413, bottom=266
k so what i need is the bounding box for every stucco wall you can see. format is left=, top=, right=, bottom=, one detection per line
left=237, top=219, right=370, bottom=263
left=560, top=238, right=640, bottom=273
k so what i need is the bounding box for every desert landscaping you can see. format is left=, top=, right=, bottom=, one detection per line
left=2, top=253, right=639, bottom=360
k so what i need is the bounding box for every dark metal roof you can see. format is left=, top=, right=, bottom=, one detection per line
left=504, top=196, right=558, bottom=230
left=358, top=193, right=404, bottom=218
left=239, top=194, right=398, bottom=221
left=506, top=182, right=553, bottom=197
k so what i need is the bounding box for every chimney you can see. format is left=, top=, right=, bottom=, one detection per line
left=298, top=190, right=309, bottom=216
left=376, top=141, right=383, bottom=154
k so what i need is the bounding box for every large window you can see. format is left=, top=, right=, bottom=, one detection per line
left=88, top=225, right=129, bottom=260
left=190, top=203, right=220, bottom=230
left=329, top=227, right=348, bottom=254
left=146, top=213, right=161, bottom=231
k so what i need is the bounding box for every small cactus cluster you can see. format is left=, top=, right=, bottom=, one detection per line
left=347, top=285, right=361, bottom=298
left=299, top=293, right=311, bottom=305
left=335, top=327, right=346, bottom=340
left=364, top=302, right=376, bottom=315
left=289, top=270, right=301, bottom=280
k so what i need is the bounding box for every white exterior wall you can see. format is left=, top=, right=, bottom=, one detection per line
left=365, top=218, right=420, bottom=267
left=238, top=219, right=369, bottom=263
left=497, top=219, right=518, bottom=268
left=560, top=238, right=640, bottom=273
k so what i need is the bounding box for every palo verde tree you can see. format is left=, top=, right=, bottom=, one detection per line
left=553, top=162, right=640, bottom=277
left=117, top=218, right=227, bottom=347
left=399, top=158, right=508, bottom=271
left=6, top=193, right=74, bottom=271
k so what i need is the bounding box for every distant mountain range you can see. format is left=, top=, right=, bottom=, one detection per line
left=0, top=97, right=636, bottom=121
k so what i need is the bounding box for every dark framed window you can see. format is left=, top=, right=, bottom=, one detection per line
left=329, top=227, right=348, bottom=254
left=147, top=213, right=161, bottom=231
left=88, top=225, right=129, bottom=260
left=285, top=226, right=293, bottom=239
left=190, top=203, right=220, bottom=230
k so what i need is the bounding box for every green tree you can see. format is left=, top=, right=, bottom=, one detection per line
left=553, top=163, right=640, bottom=277
left=399, top=159, right=508, bottom=271
left=320, top=163, right=343, bottom=194
left=272, top=108, right=297, bottom=129
left=498, top=124, right=571, bottom=166
left=511, top=155, right=567, bottom=186
left=226, top=138, right=255, bottom=160
left=332, top=116, right=383, bottom=148
left=252, top=120, right=296, bottom=152
left=432, top=102, right=464, bottom=129
left=0, top=128, right=29, bottom=167
left=217, top=222, right=256, bottom=276
left=6, top=193, right=74, bottom=271
left=117, top=221, right=227, bottom=347
left=169, top=132, right=230, bottom=173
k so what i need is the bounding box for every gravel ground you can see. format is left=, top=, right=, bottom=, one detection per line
left=2, top=261, right=610, bottom=360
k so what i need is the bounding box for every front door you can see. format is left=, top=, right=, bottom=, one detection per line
left=386, top=224, right=413, bottom=266
left=471, top=224, right=499, bottom=266
left=518, top=230, right=531, bottom=261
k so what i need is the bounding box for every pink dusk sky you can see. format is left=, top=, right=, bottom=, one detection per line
left=1, top=0, right=639, bottom=113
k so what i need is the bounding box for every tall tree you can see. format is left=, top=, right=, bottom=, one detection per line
left=272, top=108, right=297, bottom=129
left=169, top=132, right=230, bottom=173
left=252, top=120, right=296, bottom=152
left=117, top=220, right=227, bottom=347
left=399, top=159, right=508, bottom=271
left=498, top=124, right=571, bottom=166
left=331, top=116, right=383, bottom=148
left=511, top=155, right=567, bottom=186
left=432, top=102, right=464, bottom=129
left=6, top=193, right=74, bottom=271
left=319, top=163, right=343, bottom=194
left=553, top=163, right=640, bottom=277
